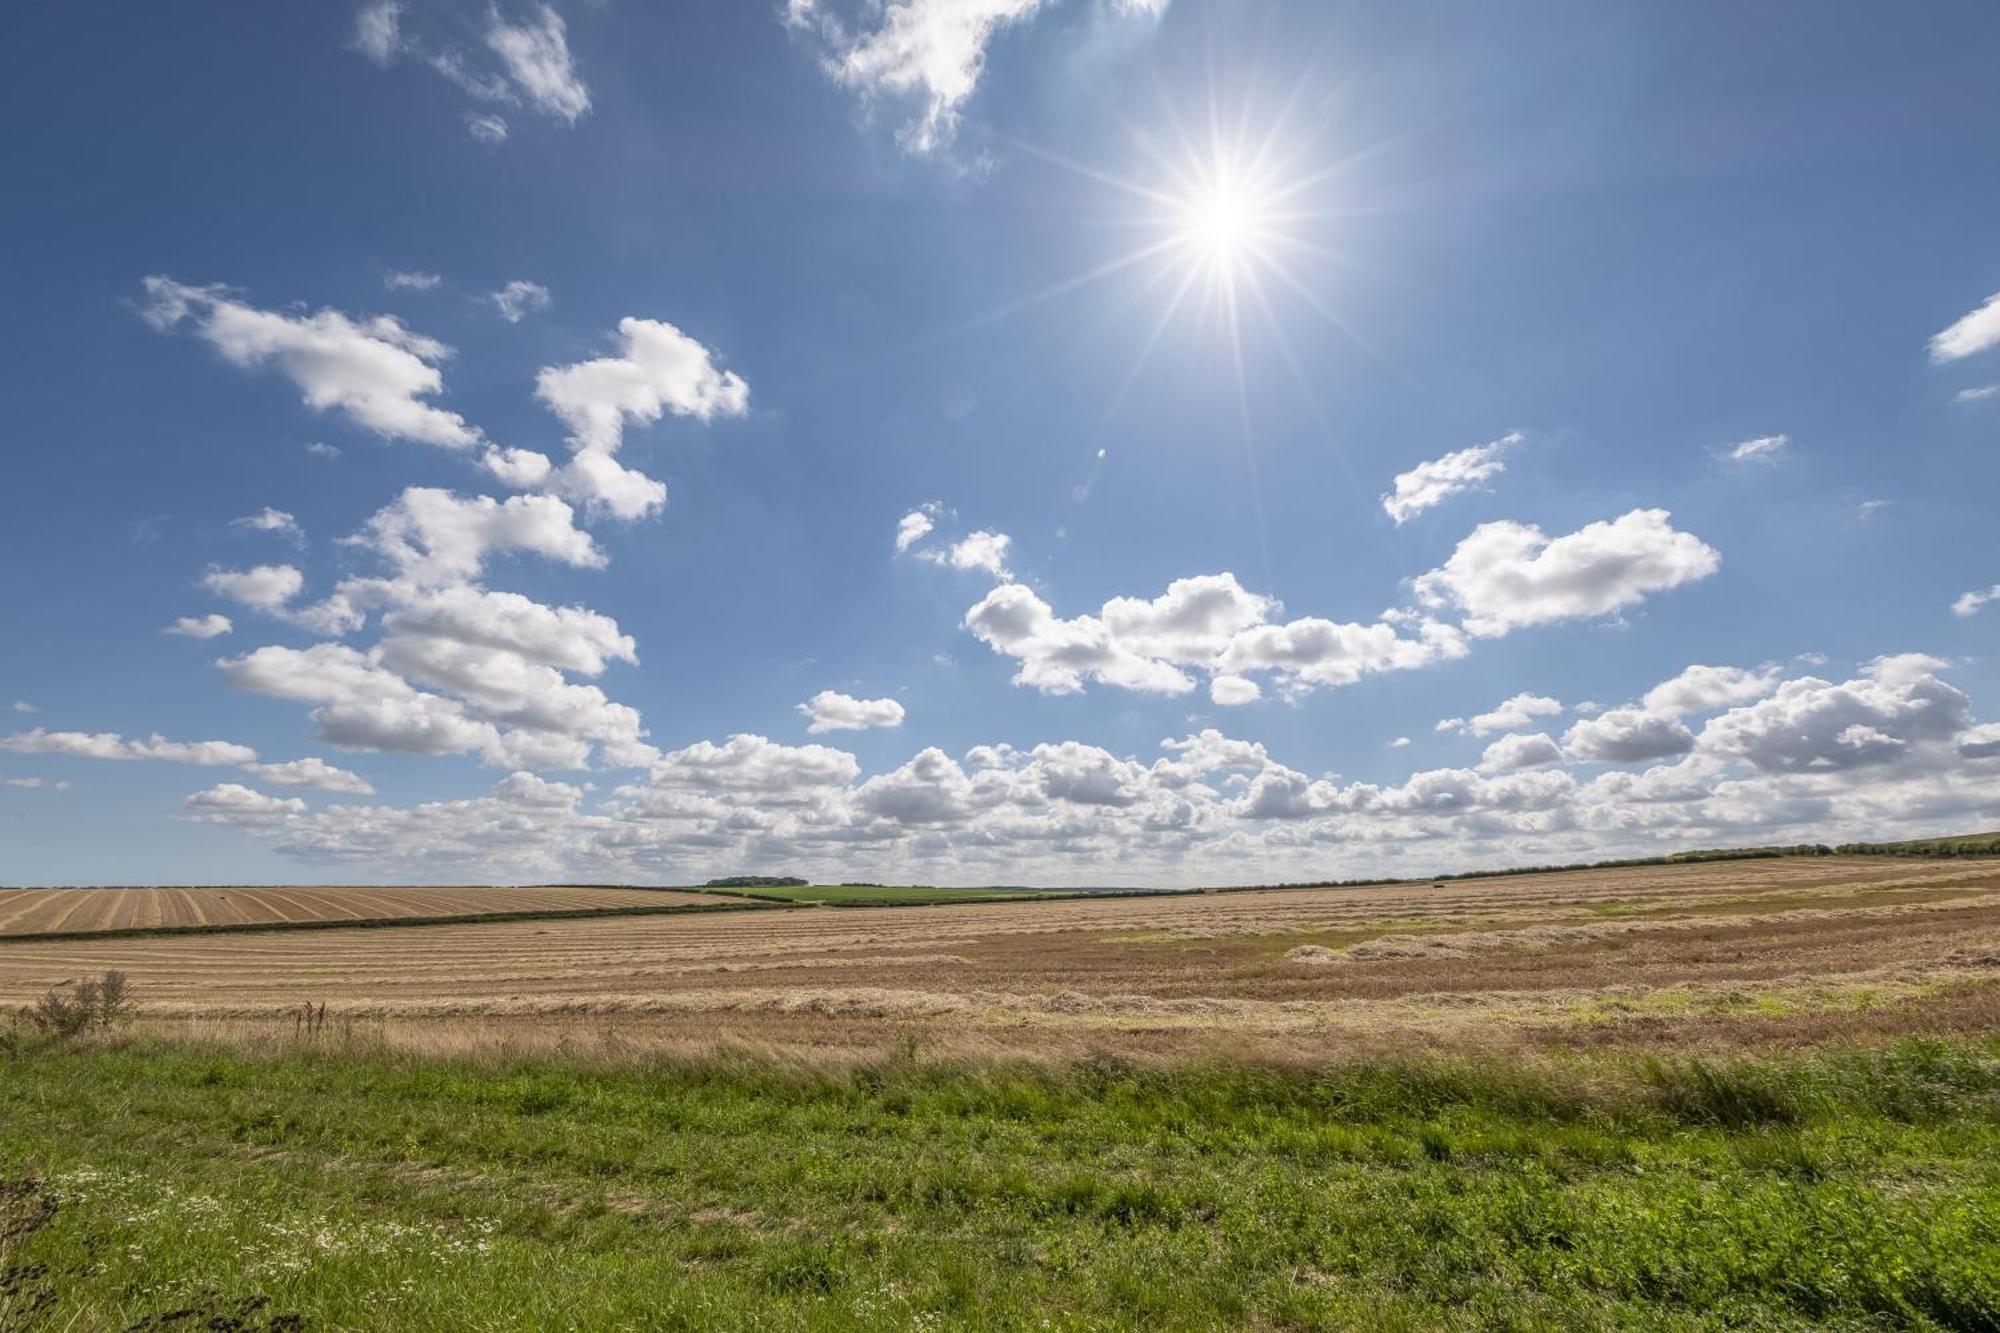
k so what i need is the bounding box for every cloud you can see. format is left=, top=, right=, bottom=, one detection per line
left=371, top=639, right=642, bottom=767
left=240, top=757, right=376, bottom=795
left=1380, top=431, right=1518, bottom=524
left=491, top=279, right=552, bottom=324
left=1412, top=508, right=1720, bottom=638
left=790, top=0, right=1164, bottom=155
left=221, top=571, right=654, bottom=774
left=305, top=442, right=342, bottom=460
left=232, top=506, right=305, bottom=546
left=927, top=531, right=1012, bottom=578
left=965, top=581, right=1195, bottom=696
left=534, top=317, right=750, bottom=520
left=799, top=690, right=907, bottom=733
left=1695, top=654, right=1968, bottom=774
left=1956, top=384, right=1998, bottom=403
left=1388, top=736, right=1411, bottom=748
left=141, top=278, right=482, bottom=450
left=384, top=270, right=441, bottom=291
left=1103, top=573, right=1276, bottom=664
left=351, top=487, right=602, bottom=584
left=377, top=585, right=637, bottom=675
left=9, top=702, right=34, bottom=714
left=352, top=2, right=588, bottom=134
left=1725, top=434, right=1790, bottom=464
left=466, top=113, right=510, bottom=144
left=485, top=5, right=591, bottom=123
left=164, top=614, right=234, bottom=640
left=1559, top=663, right=1800, bottom=765
left=1, top=729, right=256, bottom=766
left=962, top=570, right=1462, bottom=700
left=1953, top=584, right=1999, bottom=618
left=351, top=1, right=402, bottom=63
left=1478, top=732, right=1564, bottom=774
left=202, top=564, right=305, bottom=612
left=650, top=733, right=861, bottom=800
left=894, top=505, right=938, bottom=554
left=1439, top=692, right=1563, bottom=737
left=927, top=512, right=1713, bottom=705
left=188, top=656, right=2000, bottom=884
left=1641, top=664, right=1781, bottom=716
left=1929, top=292, right=2000, bottom=363
left=1221, top=616, right=1469, bottom=694
left=1209, top=675, right=1261, bottom=706
left=793, top=0, right=1047, bottom=153
left=218, top=643, right=509, bottom=763
left=1562, top=708, right=1695, bottom=763
left=538, top=318, right=751, bottom=441
left=182, top=783, right=308, bottom=825
left=1857, top=499, right=1890, bottom=520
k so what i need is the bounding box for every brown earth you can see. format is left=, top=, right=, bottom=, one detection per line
left=0, top=885, right=742, bottom=937
left=2, top=858, right=1996, bottom=1060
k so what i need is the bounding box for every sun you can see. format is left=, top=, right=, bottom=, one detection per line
left=968, top=91, right=1355, bottom=381
left=1179, top=170, right=1264, bottom=272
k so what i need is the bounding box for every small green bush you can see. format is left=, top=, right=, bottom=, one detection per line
left=25, top=970, right=135, bottom=1040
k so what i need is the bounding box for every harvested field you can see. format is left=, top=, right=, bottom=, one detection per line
left=3, top=857, right=1996, bottom=1056
left=0, top=884, right=746, bottom=938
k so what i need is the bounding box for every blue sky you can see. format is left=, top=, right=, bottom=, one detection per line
left=2, top=0, right=1996, bottom=886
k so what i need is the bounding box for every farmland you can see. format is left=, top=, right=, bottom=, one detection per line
left=4, top=855, right=1999, bottom=1329
left=0, top=884, right=749, bottom=939
left=1, top=857, right=1995, bottom=1055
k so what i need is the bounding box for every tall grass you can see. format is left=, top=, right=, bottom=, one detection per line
left=2, top=1034, right=1997, bottom=1329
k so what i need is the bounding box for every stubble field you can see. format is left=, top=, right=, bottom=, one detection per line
left=0, top=884, right=748, bottom=938
left=2, top=856, right=1996, bottom=1057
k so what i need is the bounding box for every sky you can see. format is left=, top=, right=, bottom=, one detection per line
left=1, top=0, right=1997, bottom=887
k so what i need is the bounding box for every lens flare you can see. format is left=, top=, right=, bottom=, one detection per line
left=1173, top=163, right=1276, bottom=278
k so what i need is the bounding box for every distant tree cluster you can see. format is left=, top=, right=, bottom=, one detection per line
left=1225, top=834, right=1999, bottom=894
left=703, top=875, right=811, bottom=888
left=1836, top=834, right=2000, bottom=858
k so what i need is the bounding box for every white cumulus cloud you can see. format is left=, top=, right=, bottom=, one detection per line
left=485, top=5, right=591, bottom=123
left=1, top=729, right=256, bottom=766
left=1725, top=434, right=1789, bottom=464
left=1438, top=692, right=1563, bottom=737
left=232, top=507, right=305, bottom=546
left=1412, top=509, right=1720, bottom=638
left=534, top=317, right=749, bottom=520
left=1381, top=431, right=1518, bottom=524
left=141, top=278, right=482, bottom=450
left=895, top=505, right=938, bottom=554
left=240, top=757, right=376, bottom=795
left=491, top=279, right=552, bottom=323
left=165, top=614, right=234, bottom=640
left=1953, top=584, right=1999, bottom=618
left=202, top=564, right=305, bottom=613
left=799, top=690, right=907, bottom=733
left=1930, top=291, right=2000, bottom=363
left=1478, top=732, right=1565, bottom=774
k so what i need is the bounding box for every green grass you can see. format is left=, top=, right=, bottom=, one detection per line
left=698, top=883, right=1073, bottom=906
left=3, top=1037, right=1999, bottom=1330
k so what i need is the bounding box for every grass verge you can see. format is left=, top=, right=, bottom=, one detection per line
left=2, top=1035, right=1997, bottom=1329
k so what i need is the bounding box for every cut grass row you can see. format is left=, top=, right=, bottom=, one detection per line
left=3, top=1035, right=1998, bottom=1329
left=0, top=898, right=776, bottom=946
